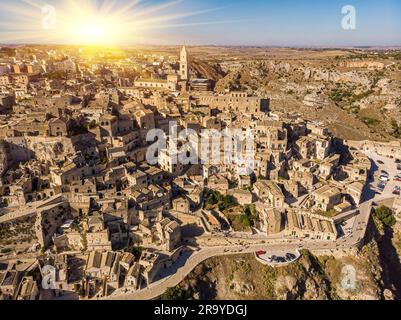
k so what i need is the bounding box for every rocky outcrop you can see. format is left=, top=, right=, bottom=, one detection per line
left=340, top=61, right=385, bottom=70
left=191, top=60, right=226, bottom=82
left=0, top=140, right=8, bottom=176
left=303, top=68, right=372, bottom=86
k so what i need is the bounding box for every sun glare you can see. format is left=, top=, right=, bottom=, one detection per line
left=0, top=0, right=226, bottom=47
left=56, top=6, right=125, bottom=46
left=73, top=19, right=111, bottom=45
left=81, top=23, right=106, bottom=38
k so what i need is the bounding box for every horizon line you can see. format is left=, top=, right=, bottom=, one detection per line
left=1, top=43, right=401, bottom=50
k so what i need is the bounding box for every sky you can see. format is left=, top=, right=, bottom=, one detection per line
left=0, top=0, right=400, bottom=47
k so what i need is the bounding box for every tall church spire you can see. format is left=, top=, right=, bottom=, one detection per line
left=179, top=44, right=188, bottom=81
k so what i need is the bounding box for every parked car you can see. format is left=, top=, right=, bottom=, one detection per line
left=378, top=182, right=386, bottom=192
left=380, top=175, right=390, bottom=182
left=381, top=170, right=389, bottom=176
left=285, top=253, right=296, bottom=260
left=393, top=186, right=401, bottom=196
left=395, top=159, right=401, bottom=164
left=394, top=175, right=401, bottom=182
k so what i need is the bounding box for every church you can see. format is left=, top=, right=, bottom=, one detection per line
left=133, top=45, right=190, bottom=92
left=179, top=44, right=189, bottom=81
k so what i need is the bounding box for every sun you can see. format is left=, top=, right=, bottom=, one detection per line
left=80, top=22, right=106, bottom=38
left=71, top=19, right=112, bottom=46
left=0, top=0, right=229, bottom=46
left=56, top=5, right=123, bottom=47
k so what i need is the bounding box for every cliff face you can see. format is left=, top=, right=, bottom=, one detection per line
left=162, top=221, right=401, bottom=300
left=0, top=140, right=8, bottom=176
left=211, top=56, right=401, bottom=142
left=190, top=60, right=226, bottom=82
left=165, top=250, right=382, bottom=300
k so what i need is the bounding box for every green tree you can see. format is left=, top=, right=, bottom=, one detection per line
left=361, top=117, right=380, bottom=128
left=244, top=204, right=258, bottom=226
left=375, top=206, right=396, bottom=228
left=126, top=244, right=144, bottom=259
left=207, top=192, right=219, bottom=206
left=160, top=286, right=191, bottom=300
left=218, top=195, right=236, bottom=211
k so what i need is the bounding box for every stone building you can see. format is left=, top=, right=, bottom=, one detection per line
left=254, top=180, right=285, bottom=208
left=285, top=210, right=337, bottom=241
left=194, top=91, right=269, bottom=115
left=179, top=45, right=189, bottom=81
left=313, top=185, right=342, bottom=211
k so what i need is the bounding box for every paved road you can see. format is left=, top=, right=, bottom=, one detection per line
left=0, top=195, right=66, bottom=224
left=363, top=151, right=401, bottom=202
left=0, top=205, right=36, bottom=224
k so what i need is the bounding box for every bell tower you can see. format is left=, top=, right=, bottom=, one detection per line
left=179, top=44, right=189, bottom=81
